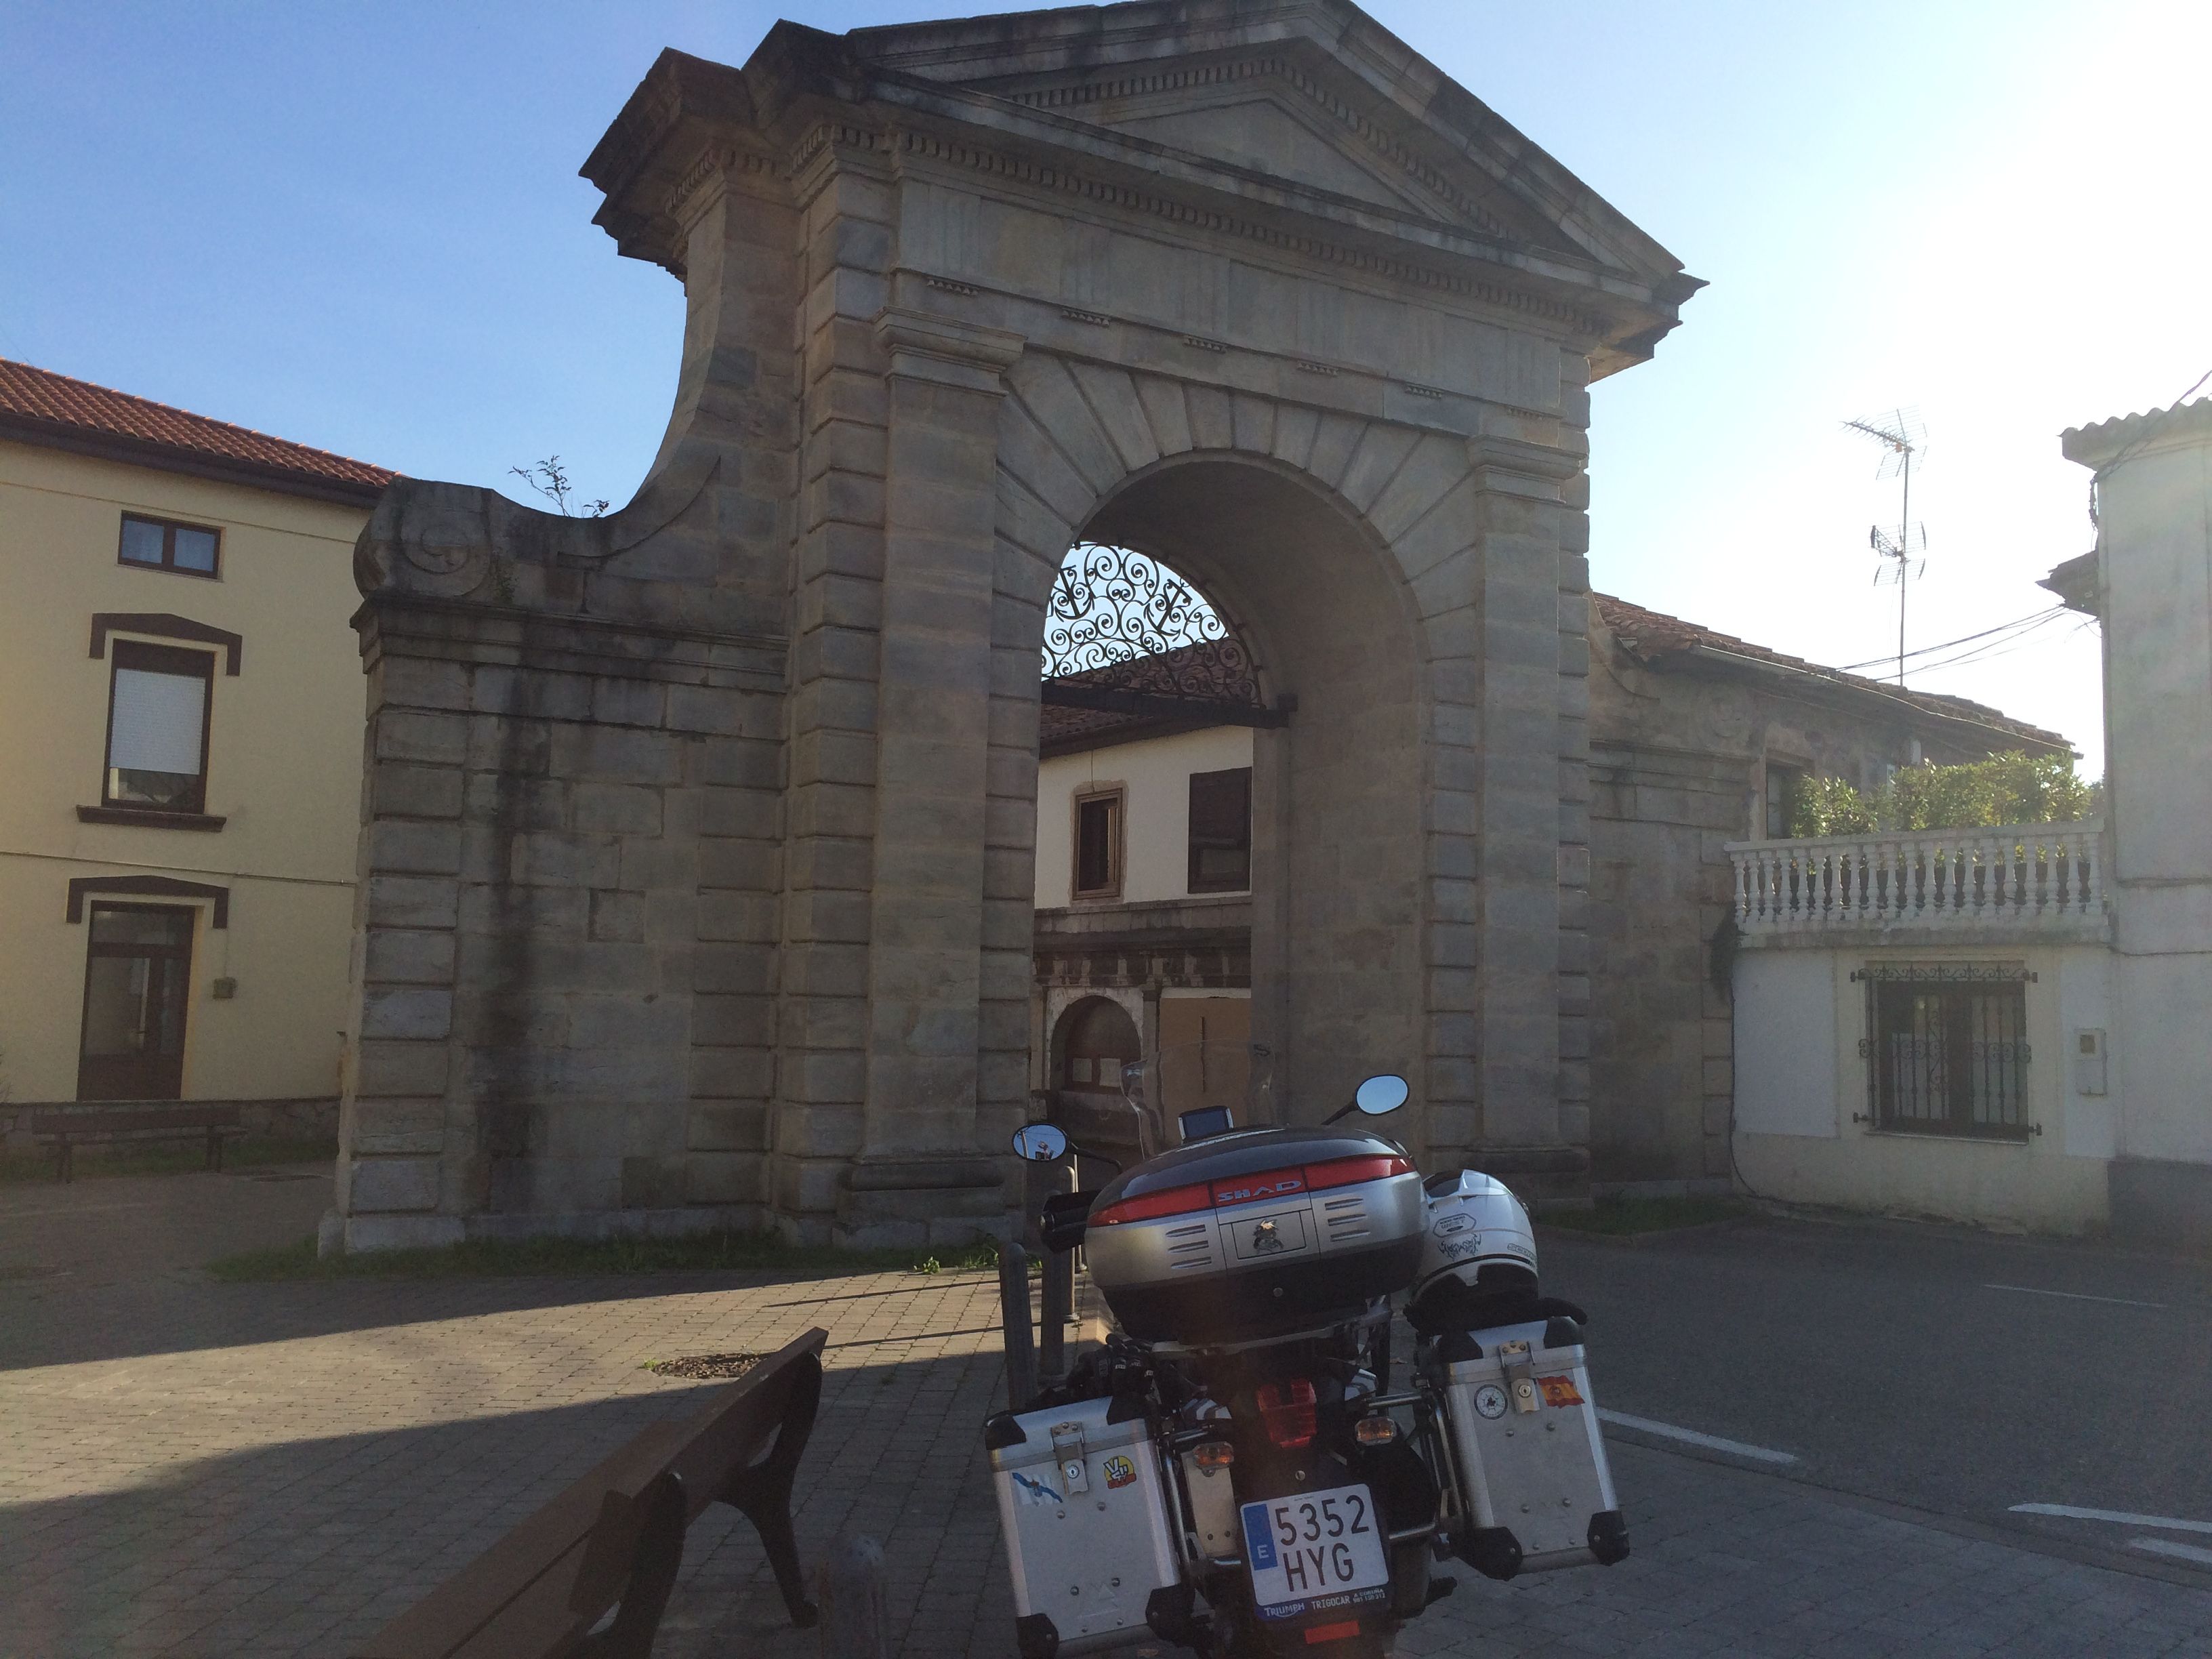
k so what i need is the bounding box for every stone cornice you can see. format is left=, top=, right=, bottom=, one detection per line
left=1467, top=432, right=1586, bottom=493
left=874, top=306, right=1026, bottom=392
left=836, top=115, right=1618, bottom=342
left=586, top=33, right=1685, bottom=359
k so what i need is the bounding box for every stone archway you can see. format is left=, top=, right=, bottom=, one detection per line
left=330, top=1, right=1694, bottom=1251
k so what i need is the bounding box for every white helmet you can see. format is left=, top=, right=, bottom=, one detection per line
left=1411, top=1168, right=1538, bottom=1309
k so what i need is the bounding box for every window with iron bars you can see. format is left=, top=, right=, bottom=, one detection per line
left=1857, top=964, right=2033, bottom=1141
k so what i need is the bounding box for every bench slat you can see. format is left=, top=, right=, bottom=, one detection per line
left=349, top=1420, right=691, bottom=1659
left=445, top=1534, right=599, bottom=1659
left=30, top=1106, right=244, bottom=1135
left=352, top=1326, right=830, bottom=1659
left=570, top=1328, right=827, bottom=1608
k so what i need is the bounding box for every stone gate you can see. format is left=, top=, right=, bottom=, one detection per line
left=329, top=0, right=1696, bottom=1251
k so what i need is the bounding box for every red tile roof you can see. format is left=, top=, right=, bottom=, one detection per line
left=1594, top=593, right=2069, bottom=750
left=1040, top=596, right=2070, bottom=754
left=0, top=359, right=394, bottom=505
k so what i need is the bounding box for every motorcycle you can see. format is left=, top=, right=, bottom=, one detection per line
left=987, top=1044, right=1626, bottom=1659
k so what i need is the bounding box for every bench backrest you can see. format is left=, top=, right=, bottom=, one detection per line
left=29, top=1105, right=245, bottom=1135
left=352, top=1326, right=829, bottom=1659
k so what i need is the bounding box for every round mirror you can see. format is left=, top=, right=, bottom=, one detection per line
left=1353, top=1075, right=1410, bottom=1115
left=1011, top=1123, right=1070, bottom=1162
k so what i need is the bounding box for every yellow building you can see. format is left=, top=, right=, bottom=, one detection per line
left=0, top=361, right=388, bottom=1132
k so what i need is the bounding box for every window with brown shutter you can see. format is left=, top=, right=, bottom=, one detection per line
left=1187, top=766, right=1251, bottom=893
left=102, top=640, right=215, bottom=815
left=1073, top=788, right=1124, bottom=899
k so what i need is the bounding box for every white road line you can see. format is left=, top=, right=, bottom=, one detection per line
left=2133, top=1538, right=2212, bottom=1566
left=2011, top=1504, right=2212, bottom=1536
left=1984, top=1283, right=2167, bottom=1309
left=1596, top=1409, right=1797, bottom=1465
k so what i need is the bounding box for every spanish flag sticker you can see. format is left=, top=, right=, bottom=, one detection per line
left=1536, top=1375, right=1585, bottom=1408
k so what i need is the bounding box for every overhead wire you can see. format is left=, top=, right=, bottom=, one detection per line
left=1883, top=610, right=2079, bottom=679
left=1833, top=605, right=2068, bottom=674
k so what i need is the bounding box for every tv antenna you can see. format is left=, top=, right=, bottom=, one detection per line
left=1843, top=409, right=1927, bottom=684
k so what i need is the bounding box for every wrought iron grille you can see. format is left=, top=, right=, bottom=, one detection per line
left=1858, top=964, right=2032, bottom=1139
left=1041, top=544, right=1263, bottom=710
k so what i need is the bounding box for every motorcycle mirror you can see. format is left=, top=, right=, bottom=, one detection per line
left=1353, top=1075, right=1410, bottom=1115
left=1010, top=1123, right=1069, bottom=1162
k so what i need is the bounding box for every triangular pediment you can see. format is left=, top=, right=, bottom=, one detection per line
left=1097, top=89, right=1442, bottom=220
left=842, top=0, right=1688, bottom=283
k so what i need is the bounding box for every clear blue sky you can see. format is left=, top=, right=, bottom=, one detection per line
left=9, top=1, right=2205, bottom=774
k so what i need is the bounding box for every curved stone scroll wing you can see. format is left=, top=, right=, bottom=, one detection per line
left=352, top=450, right=722, bottom=604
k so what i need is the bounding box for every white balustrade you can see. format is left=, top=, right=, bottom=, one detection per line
left=1725, top=821, right=2106, bottom=936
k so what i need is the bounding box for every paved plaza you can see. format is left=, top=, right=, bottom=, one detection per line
left=4, top=1170, right=2212, bottom=1657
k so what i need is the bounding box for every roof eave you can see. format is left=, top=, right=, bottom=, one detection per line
left=0, top=413, right=392, bottom=510
left=1644, top=640, right=2072, bottom=756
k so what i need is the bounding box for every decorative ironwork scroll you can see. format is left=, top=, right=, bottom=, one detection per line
left=1041, top=544, right=1267, bottom=716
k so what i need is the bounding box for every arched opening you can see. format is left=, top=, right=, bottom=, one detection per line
left=1054, top=994, right=1141, bottom=1094
left=1027, top=454, right=1429, bottom=1146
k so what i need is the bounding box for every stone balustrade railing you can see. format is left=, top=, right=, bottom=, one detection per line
left=1726, top=819, right=2106, bottom=936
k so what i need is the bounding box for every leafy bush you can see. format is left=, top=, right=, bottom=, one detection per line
left=1789, top=750, right=2097, bottom=836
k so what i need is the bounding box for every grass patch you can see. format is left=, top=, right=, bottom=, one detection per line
left=1539, top=1194, right=1749, bottom=1237
left=205, top=1227, right=1004, bottom=1284
left=0, top=1135, right=337, bottom=1184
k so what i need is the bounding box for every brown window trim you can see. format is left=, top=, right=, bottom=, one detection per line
left=89, top=613, right=242, bottom=675
left=76, top=804, right=227, bottom=832
left=1071, top=785, right=1126, bottom=901
left=66, top=875, right=229, bottom=927
left=118, top=511, right=223, bottom=578
left=100, top=639, right=216, bottom=817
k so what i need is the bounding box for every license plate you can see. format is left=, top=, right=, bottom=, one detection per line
left=1238, top=1483, right=1391, bottom=1622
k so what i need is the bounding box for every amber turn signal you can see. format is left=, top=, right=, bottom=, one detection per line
left=1353, top=1414, right=1400, bottom=1446
left=1192, top=1438, right=1235, bottom=1469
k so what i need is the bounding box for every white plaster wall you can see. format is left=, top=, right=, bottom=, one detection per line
left=1733, top=943, right=2114, bottom=1232
left=1732, top=950, right=1839, bottom=1139
left=1035, top=726, right=1256, bottom=909
left=2098, top=434, right=2212, bottom=1168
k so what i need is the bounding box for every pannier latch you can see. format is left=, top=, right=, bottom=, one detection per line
left=1499, top=1340, right=1540, bottom=1415
left=1050, top=1422, right=1090, bottom=1492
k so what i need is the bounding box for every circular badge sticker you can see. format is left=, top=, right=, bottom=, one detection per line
left=1473, top=1383, right=1509, bottom=1420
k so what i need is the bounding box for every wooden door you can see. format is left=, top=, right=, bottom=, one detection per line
left=77, top=904, right=194, bottom=1101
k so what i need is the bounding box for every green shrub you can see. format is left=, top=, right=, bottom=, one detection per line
left=1789, top=750, right=2097, bottom=836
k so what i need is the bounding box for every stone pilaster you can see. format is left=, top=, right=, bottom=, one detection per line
left=839, top=306, right=1025, bottom=1246
left=1467, top=430, right=1591, bottom=1204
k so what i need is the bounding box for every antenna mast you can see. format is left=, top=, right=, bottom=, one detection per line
left=1843, top=409, right=1927, bottom=684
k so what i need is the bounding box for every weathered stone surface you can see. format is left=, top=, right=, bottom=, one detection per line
left=331, top=1, right=1694, bottom=1248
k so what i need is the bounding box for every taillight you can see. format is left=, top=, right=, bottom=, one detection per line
left=1255, top=1378, right=1317, bottom=1449
left=1302, top=1153, right=1413, bottom=1190
left=1303, top=1620, right=1361, bottom=1645
left=1104, top=1153, right=1414, bottom=1226
left=1088, top=1181, right=1212, bottom=1226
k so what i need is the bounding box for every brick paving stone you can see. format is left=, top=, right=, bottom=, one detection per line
left=6, top=1172, right=2212, bottom=1656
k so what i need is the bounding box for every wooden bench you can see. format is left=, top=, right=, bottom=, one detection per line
left=352, top=1326, right=830, bottom=1659
left=30, top=1103, right=248, bottom=1182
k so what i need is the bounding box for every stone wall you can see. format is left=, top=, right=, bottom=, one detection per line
left=1580, top=600, right=2058, bottom=1189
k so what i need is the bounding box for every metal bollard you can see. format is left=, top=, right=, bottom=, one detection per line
left=999, top=1240, right=1038, bottom=1410
left=1038, top=1244, right=1071, bottom=1382
left=817, top=1533, right=888, bottom=1659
